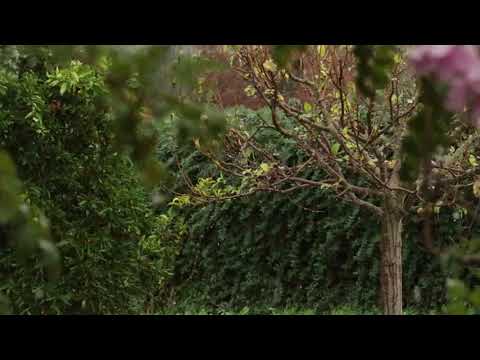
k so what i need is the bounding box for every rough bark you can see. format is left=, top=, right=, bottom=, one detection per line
left=380, top=198, right=403, bottom=315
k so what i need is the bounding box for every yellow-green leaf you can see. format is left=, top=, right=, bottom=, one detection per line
left=303, top=102, right=313, bottom=113
left=260, top=163, right=271, bottom=173
left=386, top=160, right=397, bottom=169
left=473, top=179, right=480, bottom=198
left=60, top=83, right=67, bottom=95
left=244, top=85, right=256, bottom=97
left=317, top=45, right=327, bottom=57
left=263, top=59, right=277, bottom=73
left=469, top=154, right=478, bottom=167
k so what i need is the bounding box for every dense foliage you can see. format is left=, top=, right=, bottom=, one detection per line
left=2, top=45, right=480, bottom=315
left=0, top=48, right=173, bottom=314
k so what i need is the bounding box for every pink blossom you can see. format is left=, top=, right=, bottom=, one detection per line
left=444, top=79, right=469, bottom=112
left=409, top=45, right=480, bottom=126
left=409, top=45, right=455, bottom=74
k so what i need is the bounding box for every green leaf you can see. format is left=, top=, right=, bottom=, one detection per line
left=331, top=143, right=341, bottom=156
left=60, top=83, right=67, bottom=95
left=394, top=53, right=402, bottom=64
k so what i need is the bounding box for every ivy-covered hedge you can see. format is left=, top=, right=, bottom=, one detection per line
left=159, top=106, right=471, bottom=312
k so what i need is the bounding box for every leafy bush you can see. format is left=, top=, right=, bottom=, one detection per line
left=0, top=48, right=173, bottom=314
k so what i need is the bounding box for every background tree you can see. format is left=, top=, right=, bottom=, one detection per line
left=155, top=106, right=461, bottom=314
left=178, top=45, right=480, bottom=315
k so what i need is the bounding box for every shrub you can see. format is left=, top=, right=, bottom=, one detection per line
left=0, top=47, right=171, bottom=314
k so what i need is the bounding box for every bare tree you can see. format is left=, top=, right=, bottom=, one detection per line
left=181, top=45, right=480, bottom=314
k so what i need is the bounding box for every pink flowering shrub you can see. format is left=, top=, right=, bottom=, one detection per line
left=409, top=45, right=480, bottom=126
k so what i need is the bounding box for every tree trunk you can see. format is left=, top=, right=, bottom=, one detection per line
left=380, top=202, right=403, bottom=315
